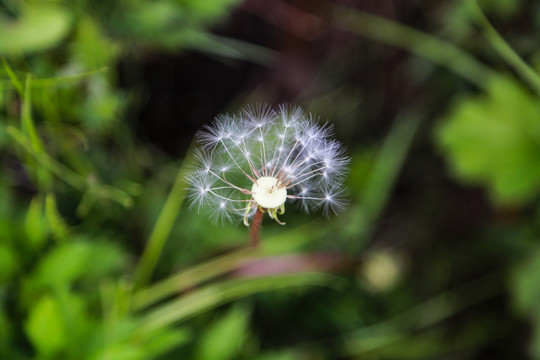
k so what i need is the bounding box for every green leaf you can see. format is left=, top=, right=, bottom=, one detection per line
left=25, top=296, right=67, bottom=356
left=80, top=75, right=125, bottom=133
left=87, top=318, right=190, bottom=360
left=143, top=327, right=192, bottom=358
left=512, top=248, right=540, bottom=315
left=108, top=0, right=241, bottom=50
left=34, top=241, right=127, bottom=287
left=195, top=305, right=250, bottom=360
left=25, top=196, right=49, bottom=248
left=436, top=76, right=540, bottom=205
left=0, top=3, right=73, bottom=55
left=70, top=18, right=119, bottom=69
left=45, top=193, right=69, bottom=242
left=91, top=345, right=142, bottom=360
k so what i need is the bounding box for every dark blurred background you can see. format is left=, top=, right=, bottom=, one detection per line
left=2, top=0, right=540, bottom=359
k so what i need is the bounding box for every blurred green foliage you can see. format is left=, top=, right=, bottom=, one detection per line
left=0, top=3, right=72, bottom=55
left=2, top=0, right=540, bottom=359
left=437, top=76, right=540, bottom=205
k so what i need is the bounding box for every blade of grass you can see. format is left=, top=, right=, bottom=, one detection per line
left=1, top=57, right=23, bottom=96
left=201, top=34, right=278, bottom=67
left=133, top=144, right=196, bottom=290
left=9, top=124, right=84, bottom=187
left=133, top=248, right=258, bottom=310
left=333, top=5, right=496, bottom=89
left=22, top=74, right=40, bottom=147
left=21, top=74, right=52, bottom=190
left=465, top=0, right=540, bottom=96
left=360, top=113, right=421, bottom=228
left=139, top=273, right=345, bottom=334
left=341, top=271, right=503, bottom=355
left=0, top=67, right=108, bottom=88
left=345, top=322, right=501, bottom=359
left=7, top=125, right=133, bottom=206
left=261, top=219, right=327, bottom=254
left=30, top=67, right=109, bottom=87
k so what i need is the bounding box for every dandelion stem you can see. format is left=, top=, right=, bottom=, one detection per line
left=250, top=208, right=264, bottom=247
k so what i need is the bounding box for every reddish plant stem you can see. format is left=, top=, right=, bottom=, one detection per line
left=250, top=208, right=264, bottom=247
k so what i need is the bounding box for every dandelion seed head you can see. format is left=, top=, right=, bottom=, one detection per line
left=186, top=104, right=349, bottom=225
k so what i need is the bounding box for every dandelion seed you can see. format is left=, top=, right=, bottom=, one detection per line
left=186, top=104, right=349, bottom=227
